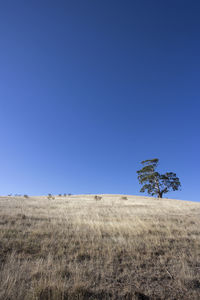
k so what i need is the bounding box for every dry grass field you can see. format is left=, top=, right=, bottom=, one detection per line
left=0, top=194, right=200, bottom=300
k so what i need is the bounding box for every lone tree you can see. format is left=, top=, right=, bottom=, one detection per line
left=137, top=158, right=181, bottom=198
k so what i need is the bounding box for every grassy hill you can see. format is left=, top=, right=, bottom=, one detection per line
left=0, top=194, right=199, bottom=299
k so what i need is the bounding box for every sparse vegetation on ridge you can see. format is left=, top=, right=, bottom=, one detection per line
left=0, top=194, right=199, bottom=299
left=121, top=196, right=128, bottom=200
left=94, top=195, right=102, bottom=201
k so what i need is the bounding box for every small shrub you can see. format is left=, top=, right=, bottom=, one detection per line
left=63, top=193, right=67, bottom=197
left=68, top=193, right=72, bottom=196
left=58, top=194, right=62, bottom=197
left=94, top=195, right=102, bottom=201
left=17, top=213, right=26, bottom=219
left=24, top=194, right=29, bottom=198
left=121, top=196, right=128, bottom=200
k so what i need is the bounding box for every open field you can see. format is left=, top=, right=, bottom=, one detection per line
left=0, top=194, right=200, bottom=300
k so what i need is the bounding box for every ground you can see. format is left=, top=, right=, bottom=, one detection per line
left=0, top=194, right=200, bottom=299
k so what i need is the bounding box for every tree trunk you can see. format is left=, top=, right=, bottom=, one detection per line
left=158, top=191, right=163, bottom=198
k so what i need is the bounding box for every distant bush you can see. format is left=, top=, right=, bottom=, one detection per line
left=24, top=194, right=29, bottom=198
left=58, top=194, right=62, bottom=197
left=63, top=193, right=67, bottom=197
left=94, top=195, right=102, bottom=201
left=121, top=196, right=128, bottom=200
left=17, top=213, right=26, bottom=219
left=68, top=193, right=72, bottom=196
left=47, top=194, right=55, bottom=200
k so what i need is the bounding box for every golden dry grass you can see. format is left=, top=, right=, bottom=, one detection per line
left=0, top=194, right=200, bottom=299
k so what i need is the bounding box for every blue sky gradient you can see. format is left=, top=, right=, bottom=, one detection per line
left=0, top=1, right=200, bottom=201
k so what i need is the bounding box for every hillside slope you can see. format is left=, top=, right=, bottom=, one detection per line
left=0, top=194, right=200, bottom=299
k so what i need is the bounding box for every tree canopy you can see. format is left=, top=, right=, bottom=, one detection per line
left=137, top=158, right=181, bottom=198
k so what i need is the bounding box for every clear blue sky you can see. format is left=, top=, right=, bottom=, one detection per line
left=0, top=1, right=199, bottom=201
